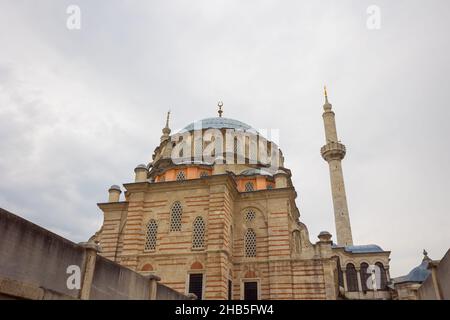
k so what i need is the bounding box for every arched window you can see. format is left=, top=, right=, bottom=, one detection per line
left=360, top=263, right=370, bottom=291
left=346, top=263, right=359, bottom=292
left=245, top=182, right=254, bottom=192
left=192, top=216, right=206, bottom=249
left=244, top=229, right=256, bottom=257
left=170, top=201, right=183, bottom=231
left=144, top=219, right=158, bottom=251
left=244, top=209, right=256, bottom=222
left=176, top=171, right=186, bottom=181
left=200, top=171, right=209, bottom=178
left=376, top=262, right=388, bottom=290
left=292, top=230, right=301, bottom=253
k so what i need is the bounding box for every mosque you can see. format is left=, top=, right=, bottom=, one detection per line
left=92, top=89, right=392, bottom=300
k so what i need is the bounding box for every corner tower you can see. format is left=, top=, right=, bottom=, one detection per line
left=320, top=87, right=353, bottom=246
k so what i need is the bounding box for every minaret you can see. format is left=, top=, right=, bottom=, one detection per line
left=320, top=87, right=353, bottom=246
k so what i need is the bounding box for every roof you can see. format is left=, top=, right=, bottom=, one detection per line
left=182, top=117, right=254, bottom=132
left=239, top=168, right=274, bottom=176
left=332, top=244, right=385, bottom=254
left=393, top=257, right=431, bottom=284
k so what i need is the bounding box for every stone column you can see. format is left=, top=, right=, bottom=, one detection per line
left=146, top=274, right=161, bottom=300
left=78, top=241, right=101, bottom=300
left=342, top=268, right=348, bottom=292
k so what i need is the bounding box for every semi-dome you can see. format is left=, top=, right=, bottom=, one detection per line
left=181, top=117, right=255, bottom=132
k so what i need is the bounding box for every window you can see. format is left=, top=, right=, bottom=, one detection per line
left=188, top=273, right=204, bottom=300
left=245, top=182, right=254, bottom=192
left=144, top=219, right=158, bottom=251
left=228, top=280, right=233, bottom=300
left=244, top=229, right=256, bottom=257
left=192, top=216, right=205, bottom=249
left=244, top=282, right=258, bottom=300
left=376, top=262, right=388, bottom=290
left=360, top=263, right=370, bottom=291
left=245, top=209, right=256, bottom=222
left=267, top=184, right=274, bottom=190
left=170, top=201, right=183, bottom=231
left=176, top=171, right=186, bottom=181
left=346, top=263, right=359, bottom=292
left=200, top=171, right=209, bottom=178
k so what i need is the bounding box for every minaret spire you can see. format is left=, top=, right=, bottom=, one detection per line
left=217, top=101, right=223, bottom=117
left=160, top=110, right=171, bottom=142
left=320, top=87, right=353, bottom=246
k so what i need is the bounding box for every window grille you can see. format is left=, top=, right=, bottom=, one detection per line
left=245, top=182, right=254, bottom=192
left=144, top=219, right=158, bottom=251
left=170, top=201, right=183, bottom=231
left=176, top=171, right=186, bottom=181
left=245, top=229, right=256, bottom=257
left=192, top=216, right=205, bottom=249
left=245, top=209, right=256, bottom=222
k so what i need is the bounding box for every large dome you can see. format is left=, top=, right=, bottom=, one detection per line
left=181, top=117, right=255, bottom=132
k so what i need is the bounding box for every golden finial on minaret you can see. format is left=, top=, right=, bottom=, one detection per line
left=217, top=101, right=223, bottom=117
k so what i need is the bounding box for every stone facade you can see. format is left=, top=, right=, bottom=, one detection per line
left=95, top=95, right=392, bottom=300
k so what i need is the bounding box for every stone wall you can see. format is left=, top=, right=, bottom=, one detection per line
left=0, top=208, right=188, bottom=300
left=418, top=249, right=450, bottom=300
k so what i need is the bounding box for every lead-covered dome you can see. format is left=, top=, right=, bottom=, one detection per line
left=181, top=117, right=255, bottom=132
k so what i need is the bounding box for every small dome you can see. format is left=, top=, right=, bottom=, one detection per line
left=109, top=185, right=121, bottom=191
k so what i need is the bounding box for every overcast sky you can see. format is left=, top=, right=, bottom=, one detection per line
left=1, top=0, right=449, bottom=277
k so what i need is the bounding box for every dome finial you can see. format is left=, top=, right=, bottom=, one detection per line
left=217, top=101, right=223, bottom=117
left=165, top=110, right=171, bottom=128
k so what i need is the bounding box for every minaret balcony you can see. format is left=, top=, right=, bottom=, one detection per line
left=321, top=142, right=346, bottom=161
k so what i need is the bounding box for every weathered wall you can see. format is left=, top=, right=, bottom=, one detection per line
left=0, top=208, right=85, bottom=299
left=0, top=208, right=188, bottom=300
left=418, top=249, right=450, bottom=300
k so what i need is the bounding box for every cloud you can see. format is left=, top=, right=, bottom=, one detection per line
left=0, top=0, right=449, bottom=277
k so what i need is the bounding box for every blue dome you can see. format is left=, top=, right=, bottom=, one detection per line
left=332, top=244, right=385, bottom=254
left=394, top=259, right=431, bottom=284
left=182, top=117, right=255, bottom=132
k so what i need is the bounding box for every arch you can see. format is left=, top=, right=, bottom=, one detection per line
left=375, top=262, right=388, bottom=290
left=144, top=219, right=158, bottom=251
left=244, top=228, right=257, bottom=257
left=170, top=201, right=183, bottom=231
left=192, top=216, right=206, bottom=249
left=141, top=263, right=153, bottom=271
left=346, top=263, right=359, bottom=292
left=360, top=262, right=370, bottom=291
left=245, top=182, right=254, bottom=192
left=191, top=261, right=204, bottom=270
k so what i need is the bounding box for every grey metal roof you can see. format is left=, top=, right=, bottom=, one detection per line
left=332, top=244, right=385, bottom=254
left=393, top=259, right=431, bottom=284
left=239, top=168, right=274, bottom=176
left=182, top=117, right=254, bottom=132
